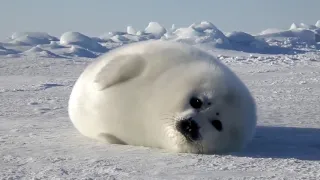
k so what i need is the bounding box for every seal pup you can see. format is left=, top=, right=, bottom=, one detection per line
left=68, top=40, right=257, bottom=154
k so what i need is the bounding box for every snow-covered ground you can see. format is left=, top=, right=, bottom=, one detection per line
left=1, top=21, right=320, bottom=179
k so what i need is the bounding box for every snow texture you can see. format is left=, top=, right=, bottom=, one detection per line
left=60, top=31, right=108, bottom=53
left=127, top=26, right=137, bottom=35
left=1, top=20, right=320, bottom=180
left=1, top=20, right=319, bottom=59
left=316, top=20, right=320, bottom=28
left=9, top=32, right=58, bottom=46
left=144, top=22, right=167, bottom=39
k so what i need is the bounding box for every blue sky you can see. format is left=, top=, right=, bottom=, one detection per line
left=0, top=0, right=319, bottom=39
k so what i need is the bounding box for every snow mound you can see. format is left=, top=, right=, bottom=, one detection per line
left=64, top=45, right=98, bottom=58
left=258, top=21, right=320, bottom=48
left=171, top=24, right=176, bottom=31
left=164, top=21, right=231, bottom=48
left=37, top=41, right=66, bottom=49
left=60, top=32, right=107, bottom=53
left=144, top=22, right=167, bottom=39
left=23, top=46, right=62, bottom=58
left=259, top=28, right=284, bottom=35
left=190, top=21, right=218, bottom=32
left=0, top=46, right=9, bottom=55
left=110, top=35, right=131, bottom=43
left=289, top=23, right=299, bottom=30
left=100, top=30, right=156, bottom=44
left=9, top=32, right=58, bottom=46
left=290, top=23, right=317, bottom=30
left=316, top=20, right=320, bottom=28
left=227, top=31, right=256, bottom=44
left=127, top=26, right=137, bottom=35
left=0, top=45, right=20, bottom=56
left=48, top=41, right=65, bottom=49
left=226, top=31, right=270, bottom=52
left=258, top=29, right=316, bottom=42
left=99, top=31, right=127, bottom=41
left=228, top=31, right=269, bottom=49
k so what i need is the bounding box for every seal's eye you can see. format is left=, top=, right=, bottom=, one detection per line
left=190, top=97, right=203, bottom=109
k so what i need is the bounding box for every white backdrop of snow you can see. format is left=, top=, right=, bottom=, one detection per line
left=9, top=32, right=58, bottom=46
left=316, top=20, right=320, bottom=28
left=126, top=26, right=137, bottom=35
left=144, top=22, right=167, bottom=39
left=0, top=20, right=319, bottom=58
left=1, top=20, right=320, bottom=180
left=60, top=31, right=108, bottom=53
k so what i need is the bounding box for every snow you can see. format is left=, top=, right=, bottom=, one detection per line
left=60, top=31, right=108, bottom=53
left=259, top=29, right=316, bottom=42
left=0, top=45, right=20, bottom=56
left=127, top=26, right=137, bottom=35
left=144, top=22, right=167, bottom=39
left=110, top=35, right=131, bottom=43
left=8, top=32, right=59, bottom=46
left=259, top=20, right=320, bottom=46
left=63, top=45, right=98, bottom=58
left=226, top=31, right=270, bottom=51
left=1, top=20, right=320, bottom=179
left=316, top=20, right=320, bottom=28
left=23, top=46, right=62, bottom=58
left=164, top=21, right=231, bottom=49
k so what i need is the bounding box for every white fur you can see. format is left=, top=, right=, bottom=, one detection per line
left=68, top=40, right=257, bottom=154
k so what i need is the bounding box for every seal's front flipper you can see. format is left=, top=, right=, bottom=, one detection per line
left=93, top=54, right=146, bottom=91
left=98, top=133, right=127, bottom=145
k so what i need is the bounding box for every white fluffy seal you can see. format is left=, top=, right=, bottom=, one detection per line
left=68, top=40, right=257, bottom=154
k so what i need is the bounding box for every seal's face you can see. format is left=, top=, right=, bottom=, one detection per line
left=153, top=60, right=256, bottom=154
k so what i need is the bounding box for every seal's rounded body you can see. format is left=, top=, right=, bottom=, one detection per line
left=68, top=40, right=257, bottom=154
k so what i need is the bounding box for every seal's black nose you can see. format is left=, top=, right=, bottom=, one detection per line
left=211, top=120, right=223, bottom=132
left=176, top=118, right=200, bottom=141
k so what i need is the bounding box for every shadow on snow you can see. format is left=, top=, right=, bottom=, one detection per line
left=233, top=126, right=320, bottom=161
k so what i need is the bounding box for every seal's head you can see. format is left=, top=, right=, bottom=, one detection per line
left=144, top=43, right=257, bottom=154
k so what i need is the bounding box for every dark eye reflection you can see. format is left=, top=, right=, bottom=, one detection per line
left=189, top=97, right=203, bottom=109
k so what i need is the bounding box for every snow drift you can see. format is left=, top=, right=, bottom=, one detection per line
left=63, top=45, right=98, bottom=58
left=1, top=20, right=319, bottom=58
left=226, top=31, right=270, bottom=50
left=144, top=22, right=167, bottom=39
left=23, top=46, right=62, bottom=58
left=0, top=45, right=20, bottom=56
left=258, top=20, right=320, bottom=44
left=9, top=32, right=59, bottom=46
left=60, top=32, right=108, bottom=53
left=164, top=21, right=231, bottom=49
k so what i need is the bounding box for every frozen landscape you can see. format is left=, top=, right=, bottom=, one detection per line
left=1, top=20, right=320, bottom=179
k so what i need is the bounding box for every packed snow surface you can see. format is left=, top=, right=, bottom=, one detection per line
left=0, top=20, right=320, bottom=179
